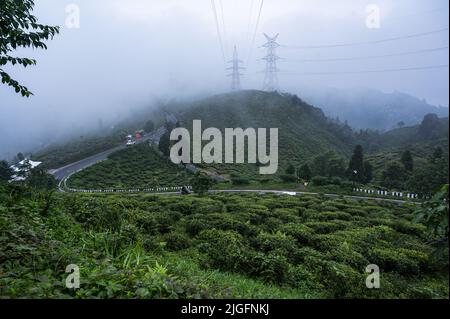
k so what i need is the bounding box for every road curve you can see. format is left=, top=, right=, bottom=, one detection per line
left=50, top=127, right=167, bottom=181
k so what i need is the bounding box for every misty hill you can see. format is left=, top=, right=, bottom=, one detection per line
left=377, top=114, right=449, bottom=149
left=302, top=88, right=449, bottom=132
left=366, top=114, right=449, bottom=176
left=169, top=90, right=357, bottom=177
left=31, top=90, right=448, bottom=187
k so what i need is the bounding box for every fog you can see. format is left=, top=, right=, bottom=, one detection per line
left=0, top=0, right=449, bottom=159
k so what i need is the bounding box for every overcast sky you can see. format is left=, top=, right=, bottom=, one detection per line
left=0, top=0, right=449, bottom=159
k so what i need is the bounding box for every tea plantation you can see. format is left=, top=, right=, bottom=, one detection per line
left=67, top=144, right=192, bottom=190
left=1, top=183, right=448, bottom=299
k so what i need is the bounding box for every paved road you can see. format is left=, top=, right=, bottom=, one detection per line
left=49, top=119, right=417, bottom=205
left=51, top=126, right=167, bottom=181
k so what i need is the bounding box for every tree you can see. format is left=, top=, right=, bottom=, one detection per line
left=311, top=151, right=346, bottom=178
left=348, top=145, right=365, bottom=183
left=16, top=152, right=24, bottom=162
left=0, top=0, right=59, bottom=96
left=363, top=161, right=373, bottom=184
left=401, top=150, right=414, bottom=172
left=397, top=121, right=405, bottom=128
left=144, top=120, right=155, bottom=133
left=298, top=163, right=312, bottom=181
left=285, top=164, right=295, bottom=175
left=158, top=130, right=171, bottom=157
left=192, top=173, right=214, bottom=196
left=431, top=147, right=444, bottom=164
left=27, top=168, right=57, bottom=190
left=414, top=184, right=449, bottom=239
left=381, top=161, right=406, bottom=189
left=0, top=160, right=13, bottom=182
left=408, top=156, right=449, bottom=197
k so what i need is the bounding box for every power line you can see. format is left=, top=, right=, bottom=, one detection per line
left=280, top=64, right=449, bottom=76
left=284, top=28, right=449, bottom=49
left=211, top=0, right=226, bottom=64
left=283, top=46, right=449, bottom=63
left=219, top=0, right=228, bottom=58
left=245, top=0, right=255, bottom=59
left=247, top=0, right=265, bottom=63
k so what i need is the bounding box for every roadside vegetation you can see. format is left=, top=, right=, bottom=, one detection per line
left=0, top=179, right=448, bottom=299
left=67, top=144, right=192, bottom=190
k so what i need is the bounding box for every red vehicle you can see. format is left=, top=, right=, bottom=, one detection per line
left=135, top=130, right=144, bottom=140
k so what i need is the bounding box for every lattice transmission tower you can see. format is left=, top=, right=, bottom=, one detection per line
left=261, top=33, right=280, bottom=91
left=227, top=46, right=245, bottom=91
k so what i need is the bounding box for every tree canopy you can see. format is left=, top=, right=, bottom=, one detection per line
left=0, top=0, right=59, bottom=96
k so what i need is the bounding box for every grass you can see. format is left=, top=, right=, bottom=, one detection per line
left=1, top=182, right=448, bottom=299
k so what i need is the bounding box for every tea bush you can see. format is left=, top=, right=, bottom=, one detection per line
left=0, top=184, right=448, bottom=299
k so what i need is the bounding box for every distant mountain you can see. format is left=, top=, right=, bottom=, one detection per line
left=365, top=114, right=449, bottom=179
left=301, top=87, right=449, bottom=132
left=378, top=114, right=449, bottom=149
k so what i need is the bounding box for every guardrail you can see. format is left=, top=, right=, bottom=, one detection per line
left=353, top=188, right=419, bottom=199
left=64, top=186, right=193, bottom=194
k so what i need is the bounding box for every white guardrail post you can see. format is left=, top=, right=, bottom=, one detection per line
left=353, top=188, right=418, bottom=200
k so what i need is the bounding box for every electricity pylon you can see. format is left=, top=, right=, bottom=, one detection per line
left=261, top=33, right=280, bottom=92
left=227, top=46, right=245, bottom=91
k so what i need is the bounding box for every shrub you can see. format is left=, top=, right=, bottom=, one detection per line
left=247, top=250, right=290, bottom=283
left=280, top=175, right=297, bottom=183
left=232, top=178, right=250, bottom=185
left=161, top=232, right=191, bottom=251
left=368, top=247, right=429, bottom=275
left=311, top=176, right=330, bottom=186
left=253, top=231, right=297, bottom=255
left=286, top=265, right=323, bottom=294
left=324, top=242, right=369, bottom=269
left=313, top=211, right=353, bottom=221
left=185, top=218, right=208, bottom=237
left=197, top=229, right=248, bottom=273
left=304, top=221, right=348, bottom=234
left=279, top=223, right=315, bottom=245
left=305, top=256, right=365, bottom=298
left=330, top=177, right=342, bottom=185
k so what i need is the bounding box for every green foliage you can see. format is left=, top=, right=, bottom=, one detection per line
left=348, top=145, right=365, bottom=182
left=280, top=174, right=297, bottom=183
left=158, top=130, right=171, bottom=157
left=285, top=164, right=296, bottom=175
left=231, top=177, right=250, bottom=185
left=192, top=173, right=214, bottom=196
left=381, top=161, right=407, bottom=190
left=298, top=163, right=312, bottom=181
left=0, top=184, right=448, bottom=299
left=311, top=151, right=347, bottom=178
left=401, top=150, right=414, bottom=172
left=311, top=176, right=341, bottom=186
left=0, top=0, right=59, bottom=96
left=27, top=168, right=57, bottom=190
left=414, top=185, right=449, bottom=238
left=0, top=160, right=13, bottom=181
left=67, top=144, right=192, bottom=189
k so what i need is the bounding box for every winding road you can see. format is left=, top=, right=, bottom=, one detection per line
left=50, top=126, right=167, bottom=181
left=50, top=124, right=417, bottom=205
